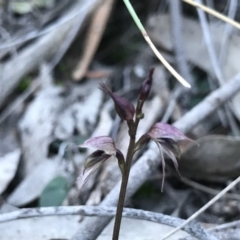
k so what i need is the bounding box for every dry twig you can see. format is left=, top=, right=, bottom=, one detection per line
left=209, top=219, right=240, bottom=231
left=169, top=0, right=192, bottom=84
left=0, top=206, right=214, bottom=240
left=181, top=177, right=240, bottom=201
left=72, top=0, right=115, bottom=80
left=219, top=0, right=238, bottom=66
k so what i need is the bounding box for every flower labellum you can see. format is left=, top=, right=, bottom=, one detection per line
left=139, top=67, right=154, bottom=101
left=99, top=82, right=135, bottom=121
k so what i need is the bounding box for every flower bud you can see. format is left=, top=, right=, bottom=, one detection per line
left=99, top=82, right=135, bottom=121
left=139, top=67, right=154, bottom=101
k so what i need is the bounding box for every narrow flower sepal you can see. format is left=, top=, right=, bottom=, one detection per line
left=99, top=82, right=135, bottom=121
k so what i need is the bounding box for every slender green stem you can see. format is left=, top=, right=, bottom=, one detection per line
left=123, top=0, right=145, bottom=32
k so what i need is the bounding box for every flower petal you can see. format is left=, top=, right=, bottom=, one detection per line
left=161, top=145, right=182, bottom=178
left=79, top=136, right=116, bottom=155
left=160, top=139, right=181, bottom=159
left=148, top=122, right=192, bottom=142
left=153, top=140, right=166, bottom=192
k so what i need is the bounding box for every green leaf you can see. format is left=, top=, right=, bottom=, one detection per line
left=39, top=176, right=70, bottom=207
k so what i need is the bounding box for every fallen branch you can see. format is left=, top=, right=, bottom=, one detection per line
left=71, top=71, right=240, bottom=240
left=0, top=205, right=213, bottom=240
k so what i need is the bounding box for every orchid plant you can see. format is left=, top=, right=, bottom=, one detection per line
left=78, top=68, right=192, bottom=240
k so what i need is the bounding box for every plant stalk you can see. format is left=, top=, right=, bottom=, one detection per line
left=112, top=115, right=142, bottom=239
left=112, top=135, right=136, bottom=240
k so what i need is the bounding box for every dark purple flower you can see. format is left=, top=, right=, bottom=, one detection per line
left=139, top=67, right=154, bottom=101
left=136, top=122, right=193, bottom=191
left=77, top=136, right=124, bottom=190
left=148, top=122, right=193, bottom=191
left=99, top=82, right=135, bottom=121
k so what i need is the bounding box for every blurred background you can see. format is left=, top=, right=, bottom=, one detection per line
left=1, top=0, right=240, bottom=239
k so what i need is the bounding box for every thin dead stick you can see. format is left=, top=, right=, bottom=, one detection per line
left=195, top=0, right=239, bottom=135
left=181, top=177, right=240, bottom=201
left=71, top=72, right=240, bottom=240
left=219, top=0, right=238, bottom=66
left=209, top=219, right=240, bottom=231
left=72, top=0, right=115, bottom=80
left=161, top=175, right=240, bottom=240
left=205, top=0, right=215, bottom=23
left=0, top=205, right=213, bottom=240
left=169, top=0, right=192, bottom=84
left=182, top=0, right=240, bottom=29
left=123, top=0, right=191, bottom=88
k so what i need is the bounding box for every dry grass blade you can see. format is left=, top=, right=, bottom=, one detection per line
left=161, top=175, right=240, bottom=240
left=123, top=0, right=191, bottom=88
left=182, top=0, right=240, bottom=29
left=72, top=0, right=115, bottom=81
left=143, top=35, right=191, bottom=88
